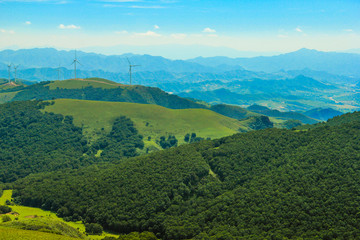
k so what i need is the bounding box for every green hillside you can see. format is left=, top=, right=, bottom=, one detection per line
left=44, top=99, right=249, bottom=149
left=303, top=107, right=343, bottom=121
left=0, top=79, right=206, bottom=110
left=47, top=78, right=123, bottom=90
left=210, top=104, right=260, bottom=120
left=12, top=110, right=360, bottom=239
left=248, top=104, right=319, bottom=124
left=0, top=227, right=81, bottom=240
left=0, top=100, right=147, bottom=183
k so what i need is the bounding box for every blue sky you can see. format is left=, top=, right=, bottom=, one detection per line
left=0, top=0, right=359, bottom=58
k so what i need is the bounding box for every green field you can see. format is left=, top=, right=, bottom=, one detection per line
left=44, top=99, right=249, bottom=149
left=0, top=227, right=81, bottom=240
left=46, top=78, right=124, bottom=90
left=0, top=190, right=119, bottom=240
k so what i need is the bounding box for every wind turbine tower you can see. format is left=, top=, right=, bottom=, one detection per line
left=127, top=57, right=140, bottom=85
left=71, top=50, right=82, bottom=80
left=7, top=63, right=11, bottom=84
left=56, top=65, right=62, bottom=81
left=13, top=65, right=19, bottom=83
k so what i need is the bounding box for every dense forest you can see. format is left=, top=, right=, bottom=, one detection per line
left=11, top=111, right=360, bottom=239
left=0, top=101, right=144, bottom=182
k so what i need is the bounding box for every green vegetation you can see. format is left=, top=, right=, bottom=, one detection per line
left=0, top=100, right=144, bottom=183
left=105, top=232, right=158, bottom=240
left=0, top=205, right=12, bottom=214
left=0, top=218, right=85, bottom=238
left=304, top=107, right=343, bottom=121
left=210, top=104, right=259, bottom=120
left=1, top=79, right=206, bottom=110
left=0, top=226, right=81, bottom=240
left=12, top=110, right=360, bottom=239
left=0, top=190, right=120, bottom=239
left=47, top=78, right=121, bottom=90
left=85, top=223, right=103, bottom=235
left=248, top=104, right=319, bottom=124
left=242, top=115, right=274, bottom=130
left=297, top=110, right=360, bottom=130
left=43, top=99, right=247, bottom=148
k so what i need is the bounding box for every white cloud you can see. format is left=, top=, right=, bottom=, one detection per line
left=203, top=27, right=216, bottom=33
left=0, top=29, right=15, bottom=34
left=344, top=29, right=353, bottom=32
left=295, top=27, right=303, bottom=33
left=58, top=24, right=81, bottom=29
left=171, top=33, right=187, bottom=39
left=25, top=21, right=31, bottom=25
left=135, top=31, right=161, bottom=37
left=154, top=25, right=159, bottom=29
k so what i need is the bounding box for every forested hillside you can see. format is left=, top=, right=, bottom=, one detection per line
left=12, top=111, right=360, bottom=239
left=0, top=80, right=205, bottom=109
left=0, top=101, right=144, bottom=182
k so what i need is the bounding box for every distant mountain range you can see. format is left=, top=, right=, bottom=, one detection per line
left=0, top=48, right=360, bottom=80
left=189, top=48, right=360, bottom=77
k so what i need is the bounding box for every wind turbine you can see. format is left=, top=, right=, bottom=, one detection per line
left=56, top=65, right=62, bottom=81
left=127, top=57, right=140, bottom=85
left=71, top=50, right=82, bottom=80
left=7, top=63, right=11, bottom=84
left=13, top=64, right=19, bottom=83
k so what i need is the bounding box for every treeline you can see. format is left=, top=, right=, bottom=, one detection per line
left=12, top=113, right=360, bottom=239
left=0, top=101, right=144, bottom=183
left=2, top=82, right=206, bottom=110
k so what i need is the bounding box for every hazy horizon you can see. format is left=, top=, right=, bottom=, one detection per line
left=0, top=0, right=359, bottom=59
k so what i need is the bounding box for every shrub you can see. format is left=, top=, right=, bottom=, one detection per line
left=85, top=223, right=103, bottom=235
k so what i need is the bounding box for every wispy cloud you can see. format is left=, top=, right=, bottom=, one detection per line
left=135, top=31, right=161, bottom=37
left=344, top=29, right=353, bottom=32
left=58, top=24, right=80, bottom=29
left=0, top=29, right=15, bottom=34
left=203, top=27, right=216, bottom=33
left=154, top=25, right=159, bottom=29
left=25, top=21, right=31, bottom=25
left=295, top=27, right=303, bottom=33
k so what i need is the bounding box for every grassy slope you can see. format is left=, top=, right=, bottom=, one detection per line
left=0, top=227, right=80, bottom=240
left=43, top=99, right=248, bottom=149
left=0, top=190, right=119, bottom=240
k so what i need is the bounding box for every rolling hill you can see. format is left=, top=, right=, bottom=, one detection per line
left=43, top=99, right=250, bottom=148
left=12, top=110, right=360, bottom=239
left=303, top=107, right=343, bottom=121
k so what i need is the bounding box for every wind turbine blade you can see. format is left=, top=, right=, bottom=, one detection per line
left=126, top=57, right=131, bottom=65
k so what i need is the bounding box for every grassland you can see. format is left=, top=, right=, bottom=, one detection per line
left=43, top=99, right=249, bottom=150
left=0, top=190, right=119, bottom=240
left=0, top=227, right=81, bottom=240
left=46, top=78, right=124, bottom=90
